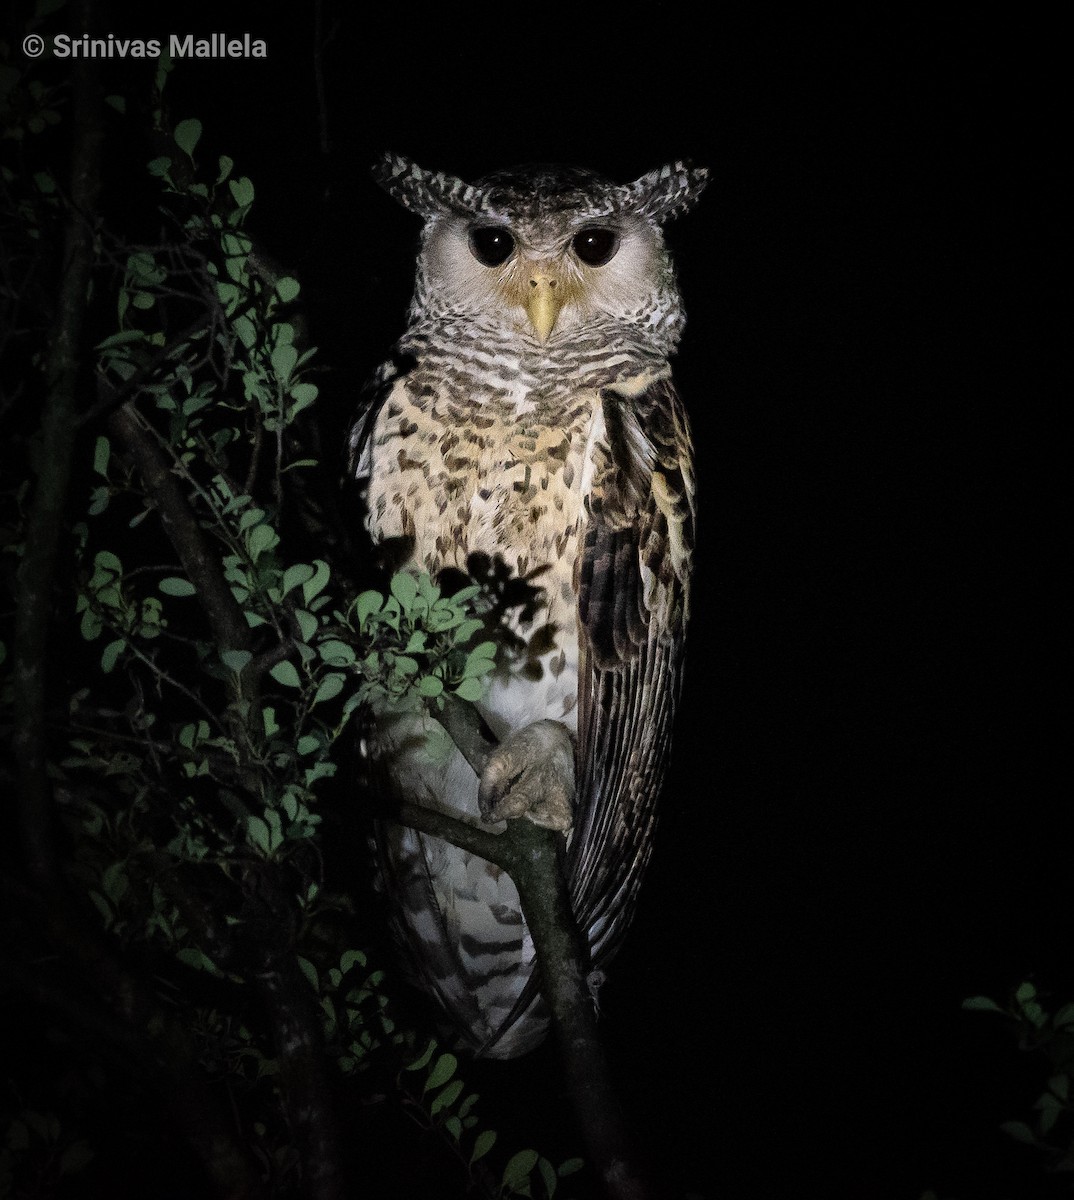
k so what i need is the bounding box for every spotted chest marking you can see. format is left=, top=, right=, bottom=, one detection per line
left=365, top=370, right=601, bottom=724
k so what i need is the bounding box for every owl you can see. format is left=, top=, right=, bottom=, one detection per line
left=349, top=153, right=706, bottom=1058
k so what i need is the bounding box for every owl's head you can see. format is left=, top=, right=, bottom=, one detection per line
left=374, top=153, right=708, bottom=352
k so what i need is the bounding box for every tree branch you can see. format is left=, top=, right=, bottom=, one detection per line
left=106, top=402, right=253, bottom=656
left=11, top=11, right=103, bottom=891
left=393, top=697, right=656, bottom=1200
left=505, top=823, right=655, bottom=1200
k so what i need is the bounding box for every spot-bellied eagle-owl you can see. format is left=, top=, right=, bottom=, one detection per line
left=348, top=153, right=706, bottom=1058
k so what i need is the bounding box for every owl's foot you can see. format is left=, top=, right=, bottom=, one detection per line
left=478, top=719, right=575, bottom=831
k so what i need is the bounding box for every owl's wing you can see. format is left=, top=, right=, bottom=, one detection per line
left=569, top=374, right=696, bottom=967
left=346, top=351, right=410, bottom=481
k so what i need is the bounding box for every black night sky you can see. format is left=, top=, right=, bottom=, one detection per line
left=4, top=7, right=1065, bottom=1199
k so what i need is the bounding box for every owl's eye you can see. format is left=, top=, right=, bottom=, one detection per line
left=468, top=226, right=515, bottom=267
left=571, top=227, right=619, bottom=267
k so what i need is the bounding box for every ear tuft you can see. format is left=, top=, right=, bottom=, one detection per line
left=619, top=161, right=710, bottom=225
left=373, top=152, right=483, bottom=218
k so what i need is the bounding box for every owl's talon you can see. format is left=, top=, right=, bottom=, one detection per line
left=478, top=719, right=575, bottom=831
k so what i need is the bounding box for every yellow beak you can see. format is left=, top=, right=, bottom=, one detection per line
left=525, top=273, right=563, bottom=342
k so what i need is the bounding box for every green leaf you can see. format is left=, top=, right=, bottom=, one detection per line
left=557, top=1158, right=584, bottom=1176
left=454, top=678, right=485, bottom=702
left=93, top=436, right=110, bottom=477
left=340, top=949, right=366, bottom=974
left=314, top=673, right=345, bottom=705
left=318, top=639, right=356, bottom=666
left=247, top=523, right=279, bottom=560
left=96, top=329, right=147, bottom=352
left=294, top=608, right=318, bottom=641
left=127, top=251, right=165, bottom=286
left=417, top=676, right=444, bottom=698
left=100, top=639, right=125, bottom=673
left=271, top=343, right=298, bottom=383
left=229, top=176, right=255, bottom=208
left=425, top=1052, right=457, bottom=1092
left=390, top=572, right=419, bottom=609
left=270, top=660, right=302, bottom=688
left=470, top=1129, right=496, bottom=1165
left=297, top=955, right=319, bottom=992
left=454, top=617, right=484, bottom=643
left=238, top=506, right=267, bottom=531
left=537, top=1156, right=557, bottom=1196
left=288, top=382, right=318, bottom=415
left=80, top=607, right=102, bottom=641
left=1015, top=982, right=1037, bottom=1004
left=430, top=1078, right=464, bottom=1116
left=416, top=574, right=441, bottom=604
left=355, top=590, right=383, bottom=625
left=463, top=649, right=496, bottom=679
left=101, top=861, right=128, bottom=904
left=233, top=314, right=257, bottom=348
left=1000, top=1120, right=1037, bottom=1145
left=962, top=996, right=1004, bottom=1014
left=1022, top=1001, right=1045, bottom=1028
left=246, top=815, right=272, bottom=854
left=276, top=276, right=301, bottom=302
left=94, top=550, right=123, bottom=574
left=302, top=560, right=331, bottom=604
left=282, top=562, right=315, bottom=596
left=174, top=117, right=202, bottom=158
left=160, top=577, right=197, bottom=596
left=221, top=649, right=252, bottom=674
left=406, top=1039, right=437, bottom=1072
left=176, top=948, right=224, bottom=977
left=221, top=231, right=252, bottom=258
left=178, top=721, right=205, bottom=749
left=216, top=283, right=240, bottom=316
left=503, top=1149, right=539, bottom=1189
left=1053, top=1002, right=1074, bottom=1028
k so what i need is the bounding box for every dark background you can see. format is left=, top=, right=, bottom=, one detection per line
left=18, top=6, right=1066, bottom=1198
